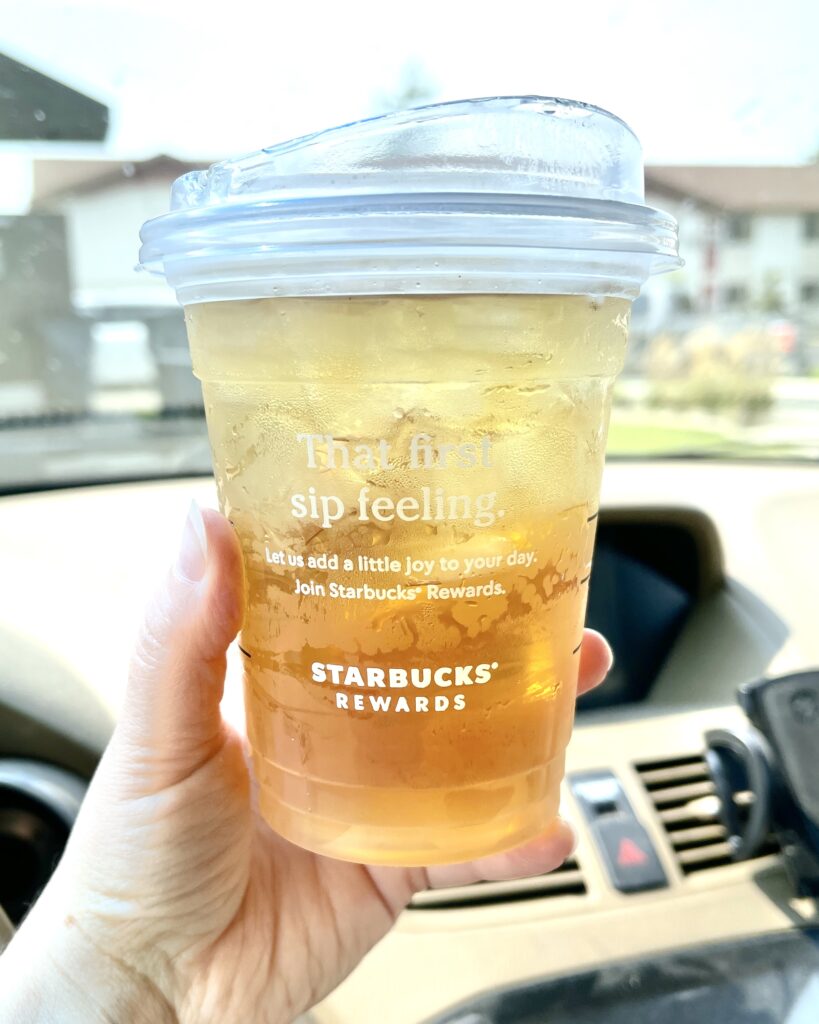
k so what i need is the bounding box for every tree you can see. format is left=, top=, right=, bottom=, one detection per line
left=372, top=59, right=439, bottom=116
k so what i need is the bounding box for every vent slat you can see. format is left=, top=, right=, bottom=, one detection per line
left=659, top=797, right=721, bottom=826
left=638, top=763, right=711, bottom=787
left=636, top=754, right=778, bottom=877
left=676, top=842, right=734, bottom=867
left=549, top=857, right=581, bottom=875
left=669, top=824, right=728, bottom=847
left=410, top=869, right=586, bottom=910
left=649, top=780, right=716, bottom=806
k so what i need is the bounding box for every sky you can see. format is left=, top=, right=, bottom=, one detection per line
left=1, top=0, right=818, bottom=184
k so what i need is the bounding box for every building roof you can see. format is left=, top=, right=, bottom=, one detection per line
left=645, top=165, right=819, bottom=213
left=32, top=156, right=209, bottom=205
left=0, top=53, right=109, bottom=143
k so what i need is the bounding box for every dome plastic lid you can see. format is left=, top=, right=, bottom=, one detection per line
left=139, top=96, right=681, bottom=302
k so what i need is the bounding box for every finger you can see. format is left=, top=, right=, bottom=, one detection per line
left=423, top=818, right=576, bottom=889
left=115, top=503, right=244, bottom=786
left=576, top=628, right=613, bottom=697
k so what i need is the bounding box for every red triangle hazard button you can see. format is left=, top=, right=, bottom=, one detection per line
left=617, top=836, right=650, bottom=867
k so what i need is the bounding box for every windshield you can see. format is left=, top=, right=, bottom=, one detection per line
left=1, top=1, right=818, bottom=492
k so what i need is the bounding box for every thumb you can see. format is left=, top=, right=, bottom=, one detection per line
left=113, top=502, right=245, bottom=790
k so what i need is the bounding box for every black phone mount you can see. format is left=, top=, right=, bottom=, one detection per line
left=705, top=670, right=819, bottom=898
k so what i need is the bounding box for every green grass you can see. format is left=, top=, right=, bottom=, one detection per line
left=607, top=422, right=729, bottom=455
left=606, top=420, right=808, bottom=459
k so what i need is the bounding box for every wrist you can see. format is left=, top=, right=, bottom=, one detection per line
left=0, top=884, right=176, bottom=1024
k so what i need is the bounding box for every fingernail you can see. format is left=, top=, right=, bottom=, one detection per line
left=175, top=500, right=208, bottom=583
left=588, top=629, right=614, bottom=673
left=603, top=637, right=615, bottom=673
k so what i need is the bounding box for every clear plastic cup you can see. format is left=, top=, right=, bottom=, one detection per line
left=140, top=97, right=680, bottom=865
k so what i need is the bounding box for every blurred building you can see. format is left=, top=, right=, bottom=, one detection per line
left=646, top=165, right=819, bottom=318
left=31, top=156, right=206, bottom=310
left=1, top=158, right=209, bottom=416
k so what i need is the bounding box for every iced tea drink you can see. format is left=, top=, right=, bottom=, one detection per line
left=185, top=293, right=628, bottom=863
left=140, top=96, right=679, bottom=864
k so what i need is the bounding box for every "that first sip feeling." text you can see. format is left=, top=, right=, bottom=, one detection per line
left=289, top=432, right=504, bottom=530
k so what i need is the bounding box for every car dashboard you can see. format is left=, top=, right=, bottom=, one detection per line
left=1, top=460, right=818, bottom=1023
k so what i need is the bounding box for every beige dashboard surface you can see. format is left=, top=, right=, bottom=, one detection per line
left=1, top=461, right=818, bottom=1022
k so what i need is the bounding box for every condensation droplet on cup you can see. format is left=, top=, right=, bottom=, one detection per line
left=33, top=108, right=46, bottom=122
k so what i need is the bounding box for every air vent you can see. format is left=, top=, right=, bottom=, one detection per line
left=409, top=856, right=585, bottom=910
left=635, top=754, right=779, bottom=874
left=0, top=759, right=86, bottom=924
